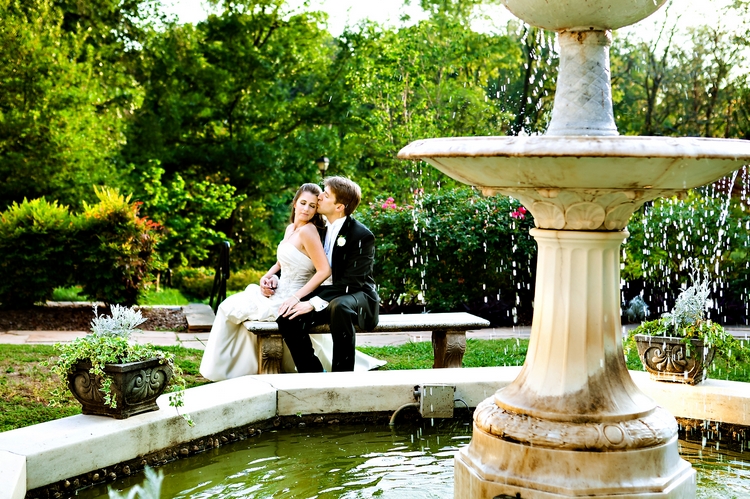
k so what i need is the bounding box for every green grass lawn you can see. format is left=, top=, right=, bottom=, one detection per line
left=52, top=285, right=202, bottom=306
left=1, top=338, right=748, bottom=433
left=0, top=344, right=208, bottom=432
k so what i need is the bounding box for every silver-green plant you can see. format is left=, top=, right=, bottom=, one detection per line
left=661, top=273, right=711, bottom=329
left=108, top=466, right=163, bottom=499
left=90, top=304, right=147, bottom=337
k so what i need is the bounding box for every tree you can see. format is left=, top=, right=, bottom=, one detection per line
left=339, top=3, right=554, bottom=200
left=124, top=0, right=350, bottom=266
left=0, top=0, right=125, bottom=209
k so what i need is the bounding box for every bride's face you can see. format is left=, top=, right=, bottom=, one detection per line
left=294, top=192, right=319, bottom=223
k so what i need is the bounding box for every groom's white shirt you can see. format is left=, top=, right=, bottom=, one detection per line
left=308, top=216, right=347, bottom=311
left=323, top=216, right=347, bottom=266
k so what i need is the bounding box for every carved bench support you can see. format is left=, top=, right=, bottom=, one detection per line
left=257, top=335, right=283, bottom=375
left=431, top=329, right=467, bottom=369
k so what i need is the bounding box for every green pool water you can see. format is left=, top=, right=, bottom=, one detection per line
left=75, top=419, right=749, bottom=499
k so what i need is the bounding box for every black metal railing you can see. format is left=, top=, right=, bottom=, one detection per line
left=209, top=241, right=231, bottom=314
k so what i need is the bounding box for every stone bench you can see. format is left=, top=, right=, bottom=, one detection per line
left=242, top=312, right=490, bottom=374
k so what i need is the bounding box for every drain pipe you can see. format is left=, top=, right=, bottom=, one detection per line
left=454, top=398, right=469, bottom=411
left=389, top=402, right=420, bottom=426
left=389, top=385, right=463, bottom=425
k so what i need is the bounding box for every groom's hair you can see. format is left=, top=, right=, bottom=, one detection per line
left=325, top=176, right=361, bottom=216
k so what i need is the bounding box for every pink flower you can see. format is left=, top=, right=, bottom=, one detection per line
left=510, top=207, right=526, bottom=220
left=381, top=197, right=397, bottom=209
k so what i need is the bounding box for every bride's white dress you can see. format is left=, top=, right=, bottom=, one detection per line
left=199, top=241, right=385, bottom=380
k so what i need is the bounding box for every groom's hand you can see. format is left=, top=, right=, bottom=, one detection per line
left=283, top=301, right=314, bottom=319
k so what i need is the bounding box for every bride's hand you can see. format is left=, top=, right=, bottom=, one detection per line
left=278, top=296, right=300, bottom=316
left=282, top=301, right=314, bottom=319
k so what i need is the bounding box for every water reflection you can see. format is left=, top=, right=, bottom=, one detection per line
left=76, top=419, right=748, bottom=499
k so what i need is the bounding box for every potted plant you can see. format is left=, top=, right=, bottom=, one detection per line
left=49, top=305, right=191, bottom=423
left=630, top=275, right=746, bottom=385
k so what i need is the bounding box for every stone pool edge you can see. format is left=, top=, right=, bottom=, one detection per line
left=1, top=366, right=748, bottom=499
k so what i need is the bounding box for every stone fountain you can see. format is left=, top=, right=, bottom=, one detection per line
left=398, top=1, right=750, bottom=498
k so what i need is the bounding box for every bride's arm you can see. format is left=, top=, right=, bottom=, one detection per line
left=289, top=224, right=331, bottom=301
left=261, top=224, right=294, bottom=293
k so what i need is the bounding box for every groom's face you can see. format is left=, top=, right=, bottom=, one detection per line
left=317, top=186, right=343, bottom=217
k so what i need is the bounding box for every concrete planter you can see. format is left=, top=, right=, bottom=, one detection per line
left=68, top=358, right=172, bottom=419
left=634, top=334, right=716, bottom=385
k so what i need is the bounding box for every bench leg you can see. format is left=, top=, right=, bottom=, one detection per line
left=431, top=330, right=466, bottom=368
left=257, top=334, right=284, bottom=374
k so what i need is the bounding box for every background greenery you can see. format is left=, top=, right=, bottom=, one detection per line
left=1, top=0, right=750, bottom=324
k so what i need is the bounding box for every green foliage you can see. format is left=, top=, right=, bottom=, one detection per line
left=0, top=0, right=127, bottom=210
left=0, top=198, right=76, bottom=309
left=75, top=187, right=162, bottom=306
left=47, top=306, right=192, bottom=424
left=124, top=2, right=344, bottom=266
left=171, top=267, right=215, bottom=300
left=52, top=286, right=87, bottom=302
left=227, top=268, right=265, bottom=292
left=622, top=189, right=749, bottom=322
left=358, top=188, right=536, bottom=324
left=171, top=266, right=265, bottom=300
left=611, top=21, right=748, bottom=139
left=133, top=162, right=245, bottom=268
left=341, top=13, right=555, bottom=198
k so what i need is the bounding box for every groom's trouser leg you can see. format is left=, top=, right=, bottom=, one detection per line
left=277, top=313, right=325, bottom=373
left=329, top=294, right=360, bottom=372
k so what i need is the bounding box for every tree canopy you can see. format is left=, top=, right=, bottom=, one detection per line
left=1, top=0, right=748, bottom=270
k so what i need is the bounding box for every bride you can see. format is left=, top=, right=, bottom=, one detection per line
left=200, top=183, right=384, bottom=380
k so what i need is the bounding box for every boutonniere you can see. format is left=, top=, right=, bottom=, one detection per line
left=337, top=235, right=346, bottom=247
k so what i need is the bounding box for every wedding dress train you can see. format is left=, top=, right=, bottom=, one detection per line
left=199, top=241, right=385, bottom=381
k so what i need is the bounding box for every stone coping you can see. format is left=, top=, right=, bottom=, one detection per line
left=1, top=367, right=748, bottom=499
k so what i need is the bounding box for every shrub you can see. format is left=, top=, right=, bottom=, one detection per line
left=358, top=188, right=537, bottom=325
left=172, top=267, right=265, bottom=300
left=0, top=198, right=76, bottom=309
left=227, top=268, right=265, bottom=291
left=74, top=187, right=162, bottom=306
left=172, top=267, right=215, bottom=300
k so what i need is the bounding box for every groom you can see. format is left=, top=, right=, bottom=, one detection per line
left=275, top=176, right=379, bottom=372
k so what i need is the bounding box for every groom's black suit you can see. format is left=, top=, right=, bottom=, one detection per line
left=276, top=217, right=379, bottom=372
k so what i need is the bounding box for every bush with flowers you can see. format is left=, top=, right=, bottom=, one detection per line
left=0, top=187, right=161, bottom=308
left=358, top=188, right=536, bottom=325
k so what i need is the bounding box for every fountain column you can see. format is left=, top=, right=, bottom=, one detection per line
left=399, top=0, right=750, bottom=497
left=547, top=31, right=618, bottom=137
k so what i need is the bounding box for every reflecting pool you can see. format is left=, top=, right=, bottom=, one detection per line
left=76, top=419, right=749, bottom=499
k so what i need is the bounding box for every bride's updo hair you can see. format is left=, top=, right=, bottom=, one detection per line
left=290, top=183, right=325, bottom=230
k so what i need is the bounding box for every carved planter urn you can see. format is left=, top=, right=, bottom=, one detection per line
left=68, top=358, right=173, bottom=419
left=633, top=334, right=716, bottom=385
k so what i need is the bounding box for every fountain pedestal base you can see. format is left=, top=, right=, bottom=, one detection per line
left=454, top=229, right=696, bottom=498
left=455, top=424, right=695, bottom=498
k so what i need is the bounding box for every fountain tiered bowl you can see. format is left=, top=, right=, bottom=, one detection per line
left=398, top=1, right=750, bottom=498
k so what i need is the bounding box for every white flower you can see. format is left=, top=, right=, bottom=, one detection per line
left=337, top=235, right=346, bottom=247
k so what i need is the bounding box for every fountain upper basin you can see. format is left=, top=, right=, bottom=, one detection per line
left=397, top=136, right=750, bottom=192
left=502, top=0, right=670, bottom=31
